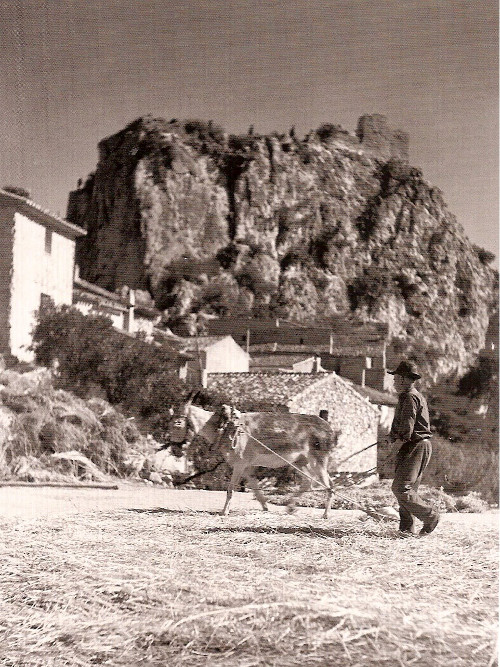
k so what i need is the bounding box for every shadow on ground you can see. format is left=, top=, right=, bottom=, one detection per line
left=201, top=525, right=392, bottom=538
left=126, top=507, right=396, bottom=538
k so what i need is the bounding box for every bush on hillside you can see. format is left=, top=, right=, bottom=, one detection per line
left=457, top=356, right=497, bottom=400
left=422, top=435, right=498, bottom=504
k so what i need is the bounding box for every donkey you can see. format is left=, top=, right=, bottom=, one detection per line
left=168, top=393, right=341, bottom=518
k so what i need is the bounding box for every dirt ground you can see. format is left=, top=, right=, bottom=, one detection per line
left=0, top=481, right=498, bottom=529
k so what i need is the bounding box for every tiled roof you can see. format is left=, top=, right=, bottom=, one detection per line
left=250, top=354, right=314, bottom=368
left=207, top=372, right=324, bottom=406
left=206, top=372, right=379, bottom=416
left=0, top=188, right=86, bottom=238
left=250, top=342, right=386, bottom=356
left=74, top=278, right=124, bottom=305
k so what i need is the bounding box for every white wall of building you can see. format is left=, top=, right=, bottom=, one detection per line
left=10, top=212, right=75, bottom=360
left=205, top=337, right=249, bottom=373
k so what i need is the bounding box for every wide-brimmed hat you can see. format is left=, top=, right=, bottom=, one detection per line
left=387, top=360, right=421, bottom=380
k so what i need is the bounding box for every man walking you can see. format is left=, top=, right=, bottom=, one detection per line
left=381, top=360, right=440, bottom=537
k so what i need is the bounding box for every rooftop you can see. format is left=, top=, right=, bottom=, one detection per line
left=0, top=189, right=86, bottom=239
left=207, top=372, right=325, bottom=406
left=74, top=278, right=160, bottom=319
left=175, top=335, right=230, bottom=353
left=207, top=371, right=379, bottom=414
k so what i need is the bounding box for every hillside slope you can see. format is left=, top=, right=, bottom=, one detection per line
left=67, top=115, right=497, bottom=380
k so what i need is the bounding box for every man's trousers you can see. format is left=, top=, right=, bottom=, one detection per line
left=391, top=439, right=436, bottom=531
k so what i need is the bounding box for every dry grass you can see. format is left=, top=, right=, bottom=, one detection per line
left=0, top=380, right=152, bottom=481
left=0, top=507, right=497, bottom=666
left=266, top=478, right=492, bottom=515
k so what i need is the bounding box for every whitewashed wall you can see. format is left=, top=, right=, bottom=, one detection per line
left=205, top=338, right=249, bottom=373
left=10, top=213, right=75, bottom=360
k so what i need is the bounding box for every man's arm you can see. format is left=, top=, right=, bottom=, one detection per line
left=378, top=435, right=403, bottom=465
left=390, top=393, right=417, bottom=442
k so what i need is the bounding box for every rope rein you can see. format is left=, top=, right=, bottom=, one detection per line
left=230, top=423, right=389, bottom=520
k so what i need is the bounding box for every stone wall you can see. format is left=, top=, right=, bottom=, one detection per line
left=356, top=114, right=409, bottom=161
left=288, top=373, right=380, bottom=473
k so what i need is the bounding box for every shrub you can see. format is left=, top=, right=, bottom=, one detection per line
left=31, top=303, right=184, bottom=412
left=457, top=356, right=497, bottom=400
left=473, top=244, right=496, bottom=266
left=316, top=123, right=340, bottom=143
left=422, top=435, right=498, bottom=504
left=347, top=266, right=395, bottom=311
left=31, top=304, right=115, bottom=397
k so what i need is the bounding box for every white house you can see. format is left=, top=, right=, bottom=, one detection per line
left=170, top=335, right=249, bottom=385
left=0, top=189, right=86, bottom=361
left=73, top=271, right=161, bottom=341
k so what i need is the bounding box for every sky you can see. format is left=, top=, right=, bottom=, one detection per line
left=0, top=0, right=498, bottom=264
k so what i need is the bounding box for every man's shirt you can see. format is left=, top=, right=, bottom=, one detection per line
left=390, top=387, right=432, bottom=442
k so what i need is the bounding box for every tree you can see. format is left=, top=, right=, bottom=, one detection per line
left=457, top=356, right=497, bottom=400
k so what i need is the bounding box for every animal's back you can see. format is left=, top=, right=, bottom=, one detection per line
left=240, top=412, right=335, bottom=453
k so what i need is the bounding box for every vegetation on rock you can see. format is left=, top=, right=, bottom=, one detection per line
left=68, top=115, right=497, bottom=381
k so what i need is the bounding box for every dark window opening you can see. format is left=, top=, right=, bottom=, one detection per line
left=40, top=293, right=54, bottom=310
left=45, top=228, right=52, bottom=254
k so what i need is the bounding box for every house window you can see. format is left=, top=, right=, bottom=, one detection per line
left=40, top=293, right=54, bottom=310
left=45, top=228, right=52, bottom=254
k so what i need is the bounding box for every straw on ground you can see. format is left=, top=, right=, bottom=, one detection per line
left=0, top=506, right=497, bottom=666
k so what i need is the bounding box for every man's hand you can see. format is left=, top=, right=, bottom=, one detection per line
left=378, top=437, right=402, bottom=466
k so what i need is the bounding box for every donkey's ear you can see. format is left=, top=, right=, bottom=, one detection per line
left=185, top=390, right=196, bottom=404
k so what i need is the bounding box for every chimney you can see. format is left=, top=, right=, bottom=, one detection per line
left=74, top=264, right=80, bottom=281
left=314, top=355, right=322, bottom=373
left=124, top=288, right=135, bottom=334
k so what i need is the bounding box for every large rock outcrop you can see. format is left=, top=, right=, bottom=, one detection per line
left=67, top=115, right=497, bottom=380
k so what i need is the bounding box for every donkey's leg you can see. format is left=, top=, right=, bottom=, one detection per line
left=221, top=462, right=246, bottom=516
left=316, top=465, right=334, bottom=519
left=286, top=465, right=312, bottom=514
left=245, top=468, right=269, bottom=511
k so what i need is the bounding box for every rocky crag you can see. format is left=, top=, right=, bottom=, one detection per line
left=67, top=114, right=497, bottom=381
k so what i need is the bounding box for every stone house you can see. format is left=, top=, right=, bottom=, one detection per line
left=0, top=189, right=86, bottom=362
left=207, top=371, right=380, bottom=472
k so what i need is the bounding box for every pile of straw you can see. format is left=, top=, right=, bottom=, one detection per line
left=0, top=370, right=152, bottom=482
